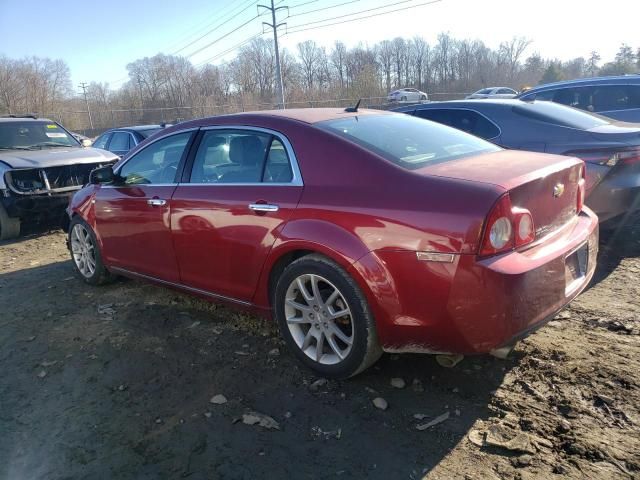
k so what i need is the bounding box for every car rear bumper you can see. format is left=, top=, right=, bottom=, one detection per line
left=586, top=169, right=640, bottom=223
left=351, top=209, right=599, bottom=354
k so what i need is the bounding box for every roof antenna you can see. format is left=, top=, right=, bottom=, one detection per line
left=344, top=99, right=362, bottom=113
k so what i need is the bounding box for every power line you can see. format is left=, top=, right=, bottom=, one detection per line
left=288, top=0, right=319, bottom=8
left=288, top=0, right=360, bottom=18
left=195, top=32, right=264, bottom=67
left=184, top=14, right=262, bottom=60
left=165, top=0, right=257, bottom=53
left=286, top=0, right=443, bottom=34
left=172, top=0, right=258, bottom=56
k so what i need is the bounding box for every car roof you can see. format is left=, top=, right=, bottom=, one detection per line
left=396, top=99, right=523, bottom=112
left=202, top=108, right=393, bottom=125
left=107, top=125, right=165, bottom=132
left=0, top=116, right=54, bottom=123
left=520, top=75, right=640, bottom=95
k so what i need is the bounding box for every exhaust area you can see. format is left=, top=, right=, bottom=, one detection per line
left=435, top=354, right=464, bottom=368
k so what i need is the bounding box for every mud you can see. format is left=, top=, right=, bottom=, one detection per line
left=0, top=223, right=638, bottom=479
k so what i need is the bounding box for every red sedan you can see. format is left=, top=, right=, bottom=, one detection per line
left=65, top=108, right=598, bottom=378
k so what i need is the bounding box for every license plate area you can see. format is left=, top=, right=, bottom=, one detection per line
left=565, top=242, right=588, bottom=296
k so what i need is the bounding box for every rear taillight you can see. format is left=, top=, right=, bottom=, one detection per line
left=480, top=194, right=536, bottom=257
left=568, top=147, right=640, bottom=167
left=577, top=163, right=586, bottom=213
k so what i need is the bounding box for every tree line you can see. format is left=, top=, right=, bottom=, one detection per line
left=1, top=34, right=639, bottom=132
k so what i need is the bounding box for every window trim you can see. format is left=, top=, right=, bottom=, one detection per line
left=413, top=107, right=502, bottom=141
left=107, top=130, right=136, bottom=153
left=109, top=128, right=199, bottom=187
left=182, top=125, right=303, bottom=187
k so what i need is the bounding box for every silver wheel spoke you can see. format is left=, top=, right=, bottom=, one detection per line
left=326, top=334, right=345, bottom=360
left=310, top=275, right=322, bottom=304
left=329, top=307, right=349, bottom=320
left=325, top=288, right=339, bottom=308
left=286, top=316, right=311, bottom=325
left=315, top=332, right=325, bottom=362
left=286, top=299, right=312, bottom=313
left=329, top=324, right=353, bottom=346
left=301, top=328, right=314, bottom=351
left=296, top=277, right=313, bottom=302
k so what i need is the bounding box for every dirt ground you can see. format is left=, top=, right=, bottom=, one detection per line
left=0, top=222, right=638, bottom=480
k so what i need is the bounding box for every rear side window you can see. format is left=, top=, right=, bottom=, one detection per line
left=264, top=138, right=293, bottom=183
left=109, top=132, right=131, bottom=151
left=188, top=130, right=271, bottom=183
left=512, top=101, right=610, bottom=129
left=592, top=85, right=640, bottom=112
left=317, top=113, right=501, bottom=170
left=414, top=109, right=500, bottom=140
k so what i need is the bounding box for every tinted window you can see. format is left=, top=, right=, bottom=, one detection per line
left=592, top=85, right=640, bottom=112
left=497, top=88, right=515, bottom=94
left=414, top=109, right=500, bottom=140
left=512, top=101, right=610, bottom=129
left=119, top=132, right=191, bottom=185
left=138, top=128, right=162, bottom=138
left=189, top=130, right=270, bottom=183
left=109, top=132, right=131, bottom=152
left=92, top=133, right=111, bottom=149
left=0, top=121, right=78, bottom=150
left=317, top=113, right=501, bottom=170
left=264, top=138, right=293, bottom=183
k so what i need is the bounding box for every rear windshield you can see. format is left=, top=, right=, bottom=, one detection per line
left=0, top=121, right=79, bottom=150
left=512, top=101, right=610, bottom=129
left=138, top=128, right=162, bottom=138
left=317, top=113, right=501, bottom=170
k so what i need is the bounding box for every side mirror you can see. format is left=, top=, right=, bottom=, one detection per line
left=81, top=139, right=93, bottom=147
left=90, top=165, right=115, bottom=185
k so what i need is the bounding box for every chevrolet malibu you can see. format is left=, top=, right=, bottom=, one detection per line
left=65, top=108, right=598, bottom=378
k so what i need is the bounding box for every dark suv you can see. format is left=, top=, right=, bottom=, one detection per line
left=0, top=115, right=118, bottom=239
left=517, top=75, right=640, bottom=122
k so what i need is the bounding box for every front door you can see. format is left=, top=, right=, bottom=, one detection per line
left=95, top=131, right=194, bottom=282
left=170, top=128, right=303, bottom=302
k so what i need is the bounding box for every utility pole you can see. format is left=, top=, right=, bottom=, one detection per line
left=78, top=82, right=94, bottom=130
left=258, top=0, right=287, bottom=109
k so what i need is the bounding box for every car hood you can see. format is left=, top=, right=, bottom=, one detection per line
left=0, top=147, right=118, bottom=169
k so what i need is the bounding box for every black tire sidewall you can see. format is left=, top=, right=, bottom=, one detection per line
left=274, top=256, right=374, bottom=379
left=68, top=217, right=110, bottom=285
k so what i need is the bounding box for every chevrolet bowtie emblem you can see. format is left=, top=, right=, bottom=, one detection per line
left=553, top=183, right=565, bottom=198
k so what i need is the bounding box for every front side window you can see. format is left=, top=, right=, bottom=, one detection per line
left=189, top=130, right=290, bottom=184
left=0, top=121, right=79, bottom=150
left=118, top=132, right=191, bottom=185
left=317, top=113, right=501, bottom=170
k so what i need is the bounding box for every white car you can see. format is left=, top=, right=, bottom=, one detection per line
left=387, top=88, right=429, bottom=103
left=466, top=87, right=518, bottom=99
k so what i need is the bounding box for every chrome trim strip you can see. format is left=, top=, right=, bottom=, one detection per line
left=109, top=266, right=252, bottom=307
left=416, top=252, right=456, bottom=263
left=249, top=203, right=279, bottom=212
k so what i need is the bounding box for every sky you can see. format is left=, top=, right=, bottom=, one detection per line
left=1, top=0, right=638, bottom=91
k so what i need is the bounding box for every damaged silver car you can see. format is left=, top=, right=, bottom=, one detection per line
left=0, top=115, right=118, bottom=240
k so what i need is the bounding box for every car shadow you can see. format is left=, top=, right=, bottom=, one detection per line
left=0, top=223, right=64, bottom=246
left=0, top=261, right=510, bottom=479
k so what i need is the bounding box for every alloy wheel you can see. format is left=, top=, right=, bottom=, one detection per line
left=284, top=273, right=354, bottom=365
left=70, top=223, right=96, bottom=278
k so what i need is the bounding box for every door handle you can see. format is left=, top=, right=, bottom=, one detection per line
left=147, top=198, right=167, bottom=207
left=249, top=203, right=279, bottom=212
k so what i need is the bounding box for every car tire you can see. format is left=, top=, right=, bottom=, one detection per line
left=68, top=216, right=115, bottom=285
left=0, top=203, right=20, bottom=241
left=274, top=254, right=382, bottom=378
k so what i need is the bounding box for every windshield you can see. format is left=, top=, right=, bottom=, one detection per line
left=317, top=113, right=501, bottom=170
left=138, top=128, right=162, bottom=138
left=0, top=121, right=79, bottom=150
left=512, top=101, right=611, bottom=129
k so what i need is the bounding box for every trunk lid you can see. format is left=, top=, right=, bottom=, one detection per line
left=418, top=150, right=583, bottom=239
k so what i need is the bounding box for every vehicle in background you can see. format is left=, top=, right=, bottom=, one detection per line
left=395, top=99, right=640, bottom=224
left=92, top=124, right=170, bottom=158
left=466, top=87, right=518, bottom=99
left=65, top=108, right=597, bottom=378
left=0, top=115, right=118, bottom=240
left=387, top=88, right=428, bottom=103
left=517, top=75, right=640, bottom=122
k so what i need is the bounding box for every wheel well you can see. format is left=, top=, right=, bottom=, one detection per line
left=267, top=249, right=315, bottom=305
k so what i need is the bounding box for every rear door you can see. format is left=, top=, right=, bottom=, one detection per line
left=170, top=127, right=303, bottom=302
